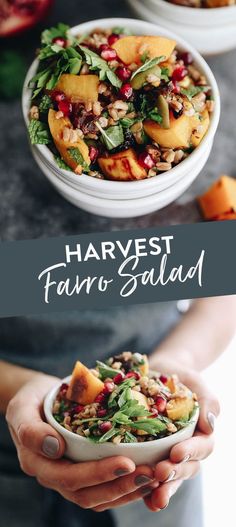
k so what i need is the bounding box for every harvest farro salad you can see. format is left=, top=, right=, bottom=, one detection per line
left=28, top=23, right=214, bottom=181
left=52, top=352, right=198, bottom=444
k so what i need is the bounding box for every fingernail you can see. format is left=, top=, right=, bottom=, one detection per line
left=140, top=486, right=153, bottom=496
left=164, top=470, right=176, bottom=483
left=160, top=503, right=169, bottom=510
left=180, top=454, right=191, bottom=464
left=114, top=468, right=132, bottom=477
left=42, top=436, right=60, bottom=458
left=208, top=412, right=216, bottom=431
left=135, top=475, right=153, bottom=486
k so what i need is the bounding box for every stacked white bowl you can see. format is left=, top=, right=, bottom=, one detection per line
left=22, top=18, right=220, bottom=218
left=128, top=0, right=236, bottom=55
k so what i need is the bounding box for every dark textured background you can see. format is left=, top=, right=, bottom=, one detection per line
left=0, top=0, right=235, bottom=241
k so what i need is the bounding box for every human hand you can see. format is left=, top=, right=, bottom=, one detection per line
left=6, top=374, right=159, bottom=510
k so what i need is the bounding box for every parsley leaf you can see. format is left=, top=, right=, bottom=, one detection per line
left=120, top=117, right=137, bottom=128
left=96, top=361, right=122, bottom=380
left=131, top=418, right=167, bottom=435
left=180, top=86, right=207, bottom=100
left=41, top=23, right=70, bottom=45
left=161, top=67, right=170, bottom=82
left=79, top=45, right=122, bottom=88
left=54, top=155, right=72, bottom=171
left=68, top=148, right=90, bottom=172
left=96, top=123, right=124, bottom=151
left=147, top=108, right=162, bottom=123
left=98, top=426, right=119, bottom=443
left=112, top=27, right=133, bottom=35
left=39, top=94, right=53, bottom=113
left=131, top=56, right=165, bottom=81
left=28, top=119, right=51, bottom=145
left=124, top=431, right=138, bottom=443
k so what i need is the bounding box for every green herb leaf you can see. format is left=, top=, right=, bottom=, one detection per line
left=147, top=108, right=162, bottom=123
left=54, top=155, right=72, bottom=171
left=68, top=148, right=90, bottom=172
left=112, top=27, right=133, bottom=35
left=79, top=45, right=122, bottom=88
left=39, top=94, right=53, bottom=113
left=131, top=418, right=167, bottom=435
left=161, top=67, right=170, bottom=82
left=131, top=56, right=165, bottom=80
left=96, top=361, right=122, bottom=380
left=28, top=119, right=51, bottom=145
left=180, top=86, right=207, bottom=101
left=118, top=387, right=132, bottom=408
left=41, top=23, right=70, bottom=45
left=98, top=426, right=119, bottom=443
left=96, top=123, right=124, bottom=150
left=120, top=117, right=137, bottom=128
left=124, top=431, right=138, bottom=443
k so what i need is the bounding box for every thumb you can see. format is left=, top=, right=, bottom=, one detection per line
left=197, top=390, right=220, bottom=435
left=6, top=380, right=65, bottom=459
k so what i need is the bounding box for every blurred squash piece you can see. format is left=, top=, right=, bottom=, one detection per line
left=198, top=175, right=236, bottom=220
left=67, top=361, right=104, bottom=405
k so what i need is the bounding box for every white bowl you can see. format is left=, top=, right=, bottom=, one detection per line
left=22, top=17, right=220, bottom=217
left=128, top=0, right=236, bottom=55
left=32, top=139, right=211, bottom=217
left=44, top=375, right=199, bottom=465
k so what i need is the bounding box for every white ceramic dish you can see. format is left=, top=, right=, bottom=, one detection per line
left=128, top=0, right=236, bottom=55
left=32, top=140, right=211, bottom=217
left=44, top=374, right=199, bottom=465
left=22, top=18, right=220, bottom=217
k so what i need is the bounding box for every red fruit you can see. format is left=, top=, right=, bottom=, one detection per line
left=51, top=90, right=65, bottom=103
left=119, top=83, right=133, bottom=100
left=138, top=152, right=155, bottom=170
left=160, top=375, right=168, bottom=384
left=95, top=392, right=107, bottom=404
left=103, top=381, right=115, bottom=394
left=60, top=383, right=69, bottom=392
left=116, top=66, right=131, bottom=81
left=73, top=405, right=84, bottom=413
left=101, top=48, right=117, bottom=61
left=179, top=52, right=193, bottom=66
left=172, top=66, right=188, bottom=82
left=108, top=33, right=120, bottom=46
left=97, top=408, right=107, bottom=418
left=99, top=421, right=113, bottom=433
left=89, top=145, right=99, bottom=163
left=58, top=99, right=72, bottom=117
left=150, top=407, right=159, bottom=417
left=154, top=396, right=167, bottom=413
left=172, top=80, right=180, bottom=94
left=0, top=0, right=54, bottom=37
left=113, top=372, right=125, bottom=385
left=125, top=371, right=141, bottom=380
left=99, top=44, right=109, bottom=52
left=52, top=36, right=67, bottom=48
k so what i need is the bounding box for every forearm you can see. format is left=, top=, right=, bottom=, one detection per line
left=0, top=361, right=46, bottom=414
left=150, top=296, right=236, bottom=373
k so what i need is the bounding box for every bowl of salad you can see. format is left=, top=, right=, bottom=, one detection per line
left=44, top=352, right=199, bottom=465
left=128, top=0, right=236, bottom=55
left=22, top=18, right=220, bottom=216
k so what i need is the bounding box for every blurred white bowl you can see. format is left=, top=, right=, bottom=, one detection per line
left=128, top=0, right=236, bottom=55
left=22, top=17, right=220, bottom=217
left=44, top=375, right=199, bottom=465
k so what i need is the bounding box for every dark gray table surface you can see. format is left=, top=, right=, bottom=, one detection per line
left=0, top=0, right=235, bottom=241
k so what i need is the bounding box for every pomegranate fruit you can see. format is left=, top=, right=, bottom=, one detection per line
left=172, top=66, right=188, bottom=82
left=160, top=374, right=168, bottom=384
left=58, top=99, right=72, bottom=117
left=0, top=0, right=54, bottom=38
left=99, top=421, right=113, bottom=434
left=138, top=152, right=155, bottom=170
left=154, top=396, right=167, bottom=413
left=108, top=33, right=120, bottom=46
left=119, top=83, right=133, bottom=100
left=116, top=66, right=131, bottom=81
left=101, top=47, right=117, bottom=62
left=113, top=372, right=125, bottom=385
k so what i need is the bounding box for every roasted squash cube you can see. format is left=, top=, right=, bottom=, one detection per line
left=139, top=354, right=149, bottom=376
left=112, top=35, right=176, bottom=65
left=191, top=109, right=210, bottom=147
left=98, top=149, right=147, bottom=181
left=166, top=397, right=194, bottom=421
left=198, top=175, right=236, bottom=220
left=67, top=361, right=104, bottom=405
left=55, top=74, right=99, bottom=103
left=144, top=113, right=192, bottom=149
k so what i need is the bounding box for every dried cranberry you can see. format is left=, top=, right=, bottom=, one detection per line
left=58, top=99, right=72, bottom=117
left=99, top=421, right=113, bottom=433
left=113, top=372, right=125, bottom=384
left=95, top=392, right=107, bottom=404
left=108, top=33, right=120, bottom=46
left=138, top=152, right=155, bottom=170
left=119, top=83, right=133, bottom=100
left=160, top=375, right=168, bottom=384
left=154, top=396, right=167, bottom=413
left=101, top=48, right=117, bottom=61
left=89, top=145, right=99, bottom=163
left=179, top=52, right=193, bottom=66
left=52, top=37, right=67, bottom=48
left=116, top=66, right=131, bottom=81
left=97, top=408, right=107, bottom=418
left=172, top=66, right=187, bottom=82
left=103, top=381, right=115, bottom=394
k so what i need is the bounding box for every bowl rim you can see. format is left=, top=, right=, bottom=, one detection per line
left=44, top=373, right=199, bottom=449
left=22, top=17, right=220, bottom=192
left=145, top=0, right=236, bottom=16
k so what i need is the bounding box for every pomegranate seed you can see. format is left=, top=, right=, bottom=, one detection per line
left=154, top=396, right=167, bottom=413
left=58, top=100, right=72, bottom=117
left=179, top=52, right=193, bottom=65
left=89, top=145, right=99, bottom=163
left=160, top=375, right=168, bottom=384
left=116, top=66, right=131, bottom=81
left=95, top=392, right=107, bottom=404
left=150, top=407, right=159, bottom=418
left=52, top=37, right=67, bottom=48
left=60, top=383, right=69, bottom=392
left=101, top=48, right=117, bottom=61
left=103, top=381, right=115, bottom=394
left=99, top=44, right=109, bottom=52
left=138, top=152, right=155, bottom=170
left=119, top=83, right=133, bottom=100
left=125, top=371, right=141, bottom=380
left=99, top=421, right=113, bottom=433
left=73, top=405, right=84, bottom=413
left=172, top=66, right=188, bottom=82
left=51, top=90, right=66, bottom=103
left=172, top=80, right=180, bottom=94
left=108, top=34, right=120, bottom=46
left=113, top=372, right=125, bottom=384
left=97, top=408, right=107, bottom=418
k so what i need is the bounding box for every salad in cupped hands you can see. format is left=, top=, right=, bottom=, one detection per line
left=53, top=352, right=198, bottom=444
left=27, top=23, right=214, bottom=181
